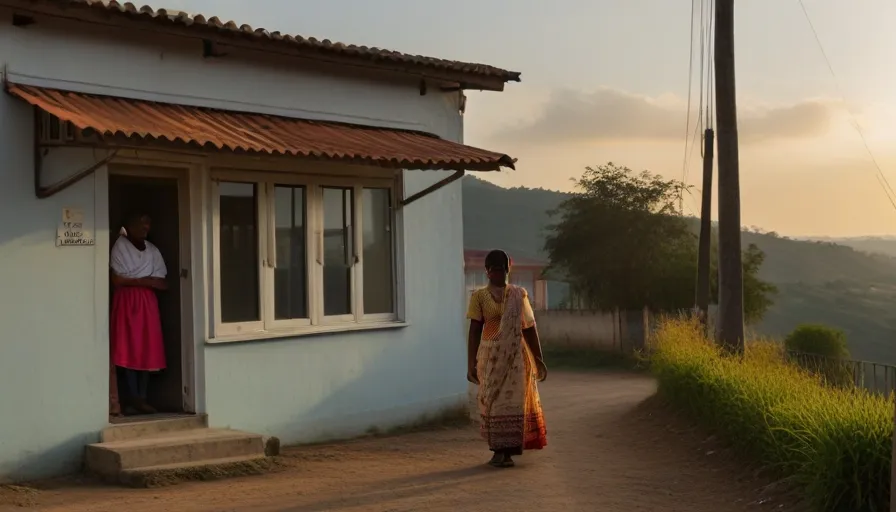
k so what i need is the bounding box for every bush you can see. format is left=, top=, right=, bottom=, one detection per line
left=649, top=318, right=892, bottom=512
left=785, top=324, right=853, bottom=388
left=785, top=324, right=850, bottom=359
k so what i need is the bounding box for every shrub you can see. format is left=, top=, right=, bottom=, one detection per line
left=785, top=324, right=853, bottom=388
left=649, top=318, right=892, bottom=512
left=785, top=324, right=850, bottom=359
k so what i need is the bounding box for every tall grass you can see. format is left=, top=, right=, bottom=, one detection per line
left=650, top=318, right=893, bottom=512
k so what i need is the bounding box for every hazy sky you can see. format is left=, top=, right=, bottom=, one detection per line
left=163, top=0, right=896, bottom=237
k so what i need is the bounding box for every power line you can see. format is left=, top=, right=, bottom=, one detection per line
left=797, top=0, right=896, bottom=213
left=680, top=0, right=698, bottom=213
left=684, top=0, right=709, bottom=195
left=704, top=0, right=715, bottom=129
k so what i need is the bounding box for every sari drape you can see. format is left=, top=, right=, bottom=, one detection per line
left=469, top=285, right=548, bottom=452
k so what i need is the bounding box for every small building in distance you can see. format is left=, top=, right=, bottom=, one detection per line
left=463, top=249, right=548, bottom=310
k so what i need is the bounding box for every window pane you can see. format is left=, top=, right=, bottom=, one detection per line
left=274, top=186, right=308, bottom=320
left=219, top=182, right=260, bottom=323
left=322, top=187, right=353, bottom=316
left=362, top=188, right=393, bottom=314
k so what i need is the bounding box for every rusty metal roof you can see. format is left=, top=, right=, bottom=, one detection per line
left=8, top=84, right=516, bottom=171
left=10, top=0, right=520, bottom=90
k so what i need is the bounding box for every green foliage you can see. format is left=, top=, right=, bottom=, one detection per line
left=544, top=163, right=692, bottom=310
left=461, top=176, right=896, bottom=363
left=758, top=281, right=896, bottom=364
left=740, top=243, right=779, bottom=324
left=785, top=324, right=853, bottom=387
left=542, top=163, right=776, bottom=322
left=785, top=324, right=850, bottom=359
left=650, top=318, right=893, bottom=512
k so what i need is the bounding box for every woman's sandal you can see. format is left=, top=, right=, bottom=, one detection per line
left=488, top=453, right=515, bottom=468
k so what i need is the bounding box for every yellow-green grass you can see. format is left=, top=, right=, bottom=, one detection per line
left=649, top=318, right=893, bottom=512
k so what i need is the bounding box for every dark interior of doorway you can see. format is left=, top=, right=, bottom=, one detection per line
left=108, top=174, right=185, bottom=415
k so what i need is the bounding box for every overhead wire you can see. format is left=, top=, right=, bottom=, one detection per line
left=705, top=0, right=716, bottom=131
left=797, top=0, right=896, bottom=213
left=680, top=0, right=698, bottom=213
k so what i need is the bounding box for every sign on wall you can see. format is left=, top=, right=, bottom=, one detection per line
left=56, top=207, right=95, bottom=247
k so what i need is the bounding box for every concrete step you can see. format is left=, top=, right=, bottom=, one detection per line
left=86, top=428, right=266, bottom=482
left=101, top=414, right=209, bottom=443
left=118, top=454, right=274, bottom=488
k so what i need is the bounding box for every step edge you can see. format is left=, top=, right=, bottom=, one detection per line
left=101, top=415, right=209, bottom=442
left=119, top=454, right=269, bottom=474
left=89, top=429, right=262, bottom=450
left=104, top=437, right=266, bottom=471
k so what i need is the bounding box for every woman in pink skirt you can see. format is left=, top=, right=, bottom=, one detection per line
left=110, top=212, right=168, bottom=416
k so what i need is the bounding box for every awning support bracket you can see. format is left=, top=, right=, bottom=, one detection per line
left=399, top=170, right=465, bottom=208
left=33, top=109, right=118, bottom=199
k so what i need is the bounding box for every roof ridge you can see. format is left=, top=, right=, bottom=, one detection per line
left=23, top=0, right=521, bottom=90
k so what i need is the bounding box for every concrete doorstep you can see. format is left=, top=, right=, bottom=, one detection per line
left=85, top=415, right=274, bottom=488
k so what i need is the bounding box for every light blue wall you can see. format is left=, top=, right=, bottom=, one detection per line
left=0, top=5, right=475, bottom=479
left=205, top=170, right=467, bottom=443
left=0, top=91, right=110, bottom=481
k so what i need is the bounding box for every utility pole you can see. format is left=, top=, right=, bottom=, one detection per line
left=713, top=0, right=745, bottom=352
left=695, top=128, right=714, bottom=328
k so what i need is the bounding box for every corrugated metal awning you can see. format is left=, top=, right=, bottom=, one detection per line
left=7, top=84, right=516, bottom=172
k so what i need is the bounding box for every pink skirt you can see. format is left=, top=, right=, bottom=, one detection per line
left=111, top=286, right=166, bottom=371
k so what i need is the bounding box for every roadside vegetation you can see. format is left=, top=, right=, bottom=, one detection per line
left=649, top=318, right=892, bottom=512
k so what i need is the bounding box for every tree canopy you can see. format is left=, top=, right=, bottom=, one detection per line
left=544, top=162, right=777, bottom=323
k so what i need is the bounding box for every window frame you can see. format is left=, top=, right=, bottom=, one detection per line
left=210, top=169, right=402, bottom=342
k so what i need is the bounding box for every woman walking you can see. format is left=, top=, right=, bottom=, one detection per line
left=466, top=249, right=548, bottom=468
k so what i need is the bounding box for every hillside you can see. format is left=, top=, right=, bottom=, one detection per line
left=816, top=236, right=896, bottom=258
left=462, top=176, right=896, bottom=363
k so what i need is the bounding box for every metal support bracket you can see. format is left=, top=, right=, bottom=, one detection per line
left=399, top=170, right=465, bottom=208
left=33, top=109, right=118, bottom=199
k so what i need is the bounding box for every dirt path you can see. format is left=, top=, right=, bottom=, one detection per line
left=1, top=372, right=799, bottom=512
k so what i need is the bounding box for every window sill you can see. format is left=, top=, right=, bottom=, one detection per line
left=207, top=321, right=410, bottom=345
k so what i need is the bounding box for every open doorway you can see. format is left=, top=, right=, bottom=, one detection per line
left=108, top=172, right=191, bottom=419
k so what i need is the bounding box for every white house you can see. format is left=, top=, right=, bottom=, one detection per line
left=0, top=0, right=519, bottom=482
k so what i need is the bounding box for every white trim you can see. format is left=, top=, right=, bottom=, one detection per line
left=211, top=179, right=266, bottom=337
left=107, top=161, right=198, bottom=413
left=209, top=168, right=403, bottom=343
left=359, top=186, right=398, bottom=320
left=208, top=321, right=410, bottom=345
left=265, top=182, right=313, bottom=331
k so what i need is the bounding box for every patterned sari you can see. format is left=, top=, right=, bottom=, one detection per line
left=467, top=285, right=548, bottom=453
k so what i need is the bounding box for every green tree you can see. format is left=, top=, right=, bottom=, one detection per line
left=545, top=162, right=777, bottom=323
left=785, top=324, right=850, bottom=359
left=784, top=324, right=852, bottom=387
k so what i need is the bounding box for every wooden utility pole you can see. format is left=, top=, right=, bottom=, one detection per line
left=713, top=0, right=745, bottom=352
left=695, top=128, right=714, bottom=327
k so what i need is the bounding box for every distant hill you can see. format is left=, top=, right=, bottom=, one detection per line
left=813, top=236, right=896, bottom=259
left=462, top=176, right=896, bottom=363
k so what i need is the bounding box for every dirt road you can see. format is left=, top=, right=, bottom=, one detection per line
left=2, top=372, right=799, bottom=511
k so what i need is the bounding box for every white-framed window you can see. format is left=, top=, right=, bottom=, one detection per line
left=210, top=170, right=401, bottom=341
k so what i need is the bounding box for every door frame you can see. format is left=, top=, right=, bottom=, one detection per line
left=108, top=163, right=197, bottom=414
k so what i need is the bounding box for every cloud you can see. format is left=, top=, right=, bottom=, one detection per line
left=489, top=87, right=835, bottom=145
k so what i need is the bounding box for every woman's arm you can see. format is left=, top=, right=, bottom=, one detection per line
left=149, top=245, right=169, bottom=291
left=520, top=289, right=547, bottom=381
left=110, top=270, right=153, bottom=288
left=466, top=291, right=484, bottom=384
left=522, top=327, right=544, bottom=362
left=467, top=320, right=484, bottom=383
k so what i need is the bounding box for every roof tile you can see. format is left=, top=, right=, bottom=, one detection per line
left=21, top=0, right=520, bottom=87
